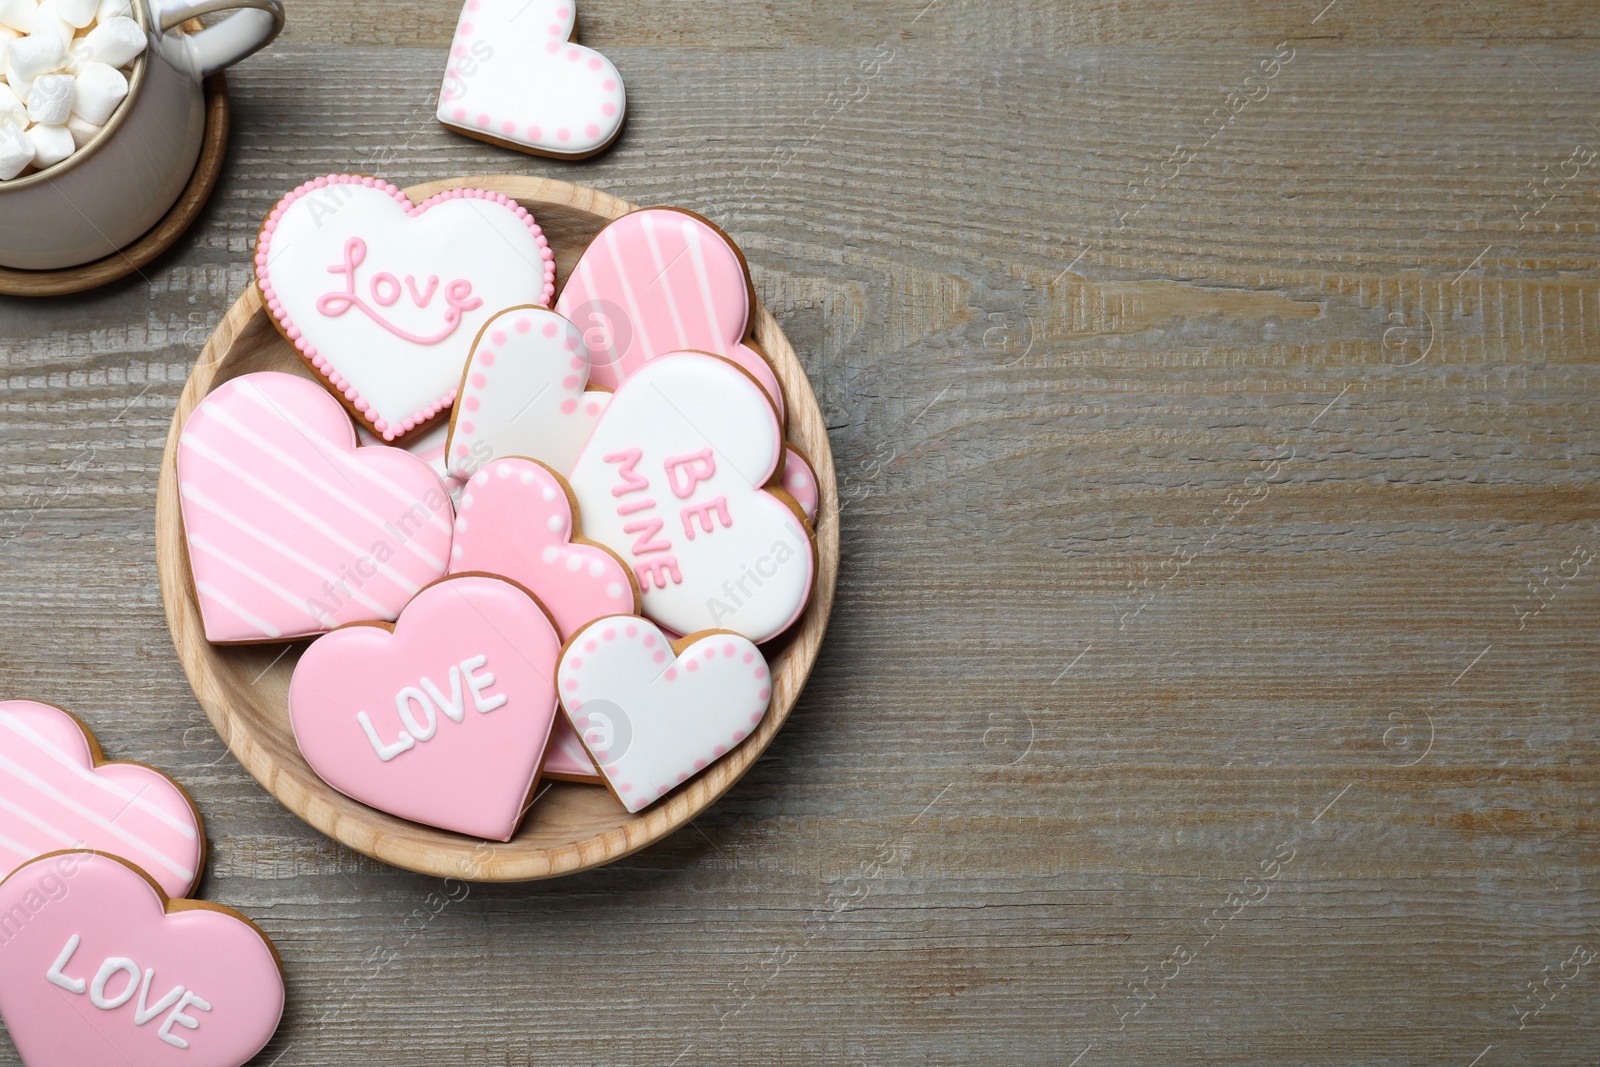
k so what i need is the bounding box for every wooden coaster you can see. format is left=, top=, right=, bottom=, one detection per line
left=0, top=72, right=229, bottom=298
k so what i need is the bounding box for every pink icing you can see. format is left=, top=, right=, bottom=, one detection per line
left=0, top=852, right=284, bottom=1067
left=289, top=575, right=562, bottom=841
left=176, top=372, right=454, bottom=644
left=317, top=238, right=482, bottom=345
left=782, top=445, right=820, bottom=523
left=553, top=208, right=786, bottom=417
left=0, top=701, right=202, bottom=900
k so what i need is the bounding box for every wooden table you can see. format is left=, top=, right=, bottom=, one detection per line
left=2, top=1, right=1597, bottom=1062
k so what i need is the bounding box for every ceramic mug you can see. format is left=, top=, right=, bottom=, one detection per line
left=0, top=0, right=283, bottom=270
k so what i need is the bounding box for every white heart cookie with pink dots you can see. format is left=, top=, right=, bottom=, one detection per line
left=437, top=0, right=626, bottom=159
left=557, top=616, right=771, bottom=813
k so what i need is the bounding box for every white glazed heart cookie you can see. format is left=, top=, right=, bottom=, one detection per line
left=254, top=174, right=557, bottom=442
left=557, top=615, right=771, bottom=813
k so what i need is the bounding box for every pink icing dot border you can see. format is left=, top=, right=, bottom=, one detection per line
left=254, top=174, right=558, bottom=442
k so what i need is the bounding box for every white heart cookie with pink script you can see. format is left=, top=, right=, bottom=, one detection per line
left=0, top=852, right=284, bottom=1067
left=445, top=307, right=610, bottom=480
left=289, top=575, right=562, bottom=841
left=177, top=372, right=455, bottom=644
left=255, top=174, right=557, bottom=442
left=438, top=0, right=626, bottom=159
left=558, top=616, right=771, bottom=813
left=568, top=352, right=816, bottom=643
left=0, top=700, right=203, bottom=899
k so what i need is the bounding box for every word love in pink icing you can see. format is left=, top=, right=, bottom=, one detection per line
left=0, top=852, right=285, bottom=1067
left=554, top=208, right=786, bottom=417
left=568, top=353, right=817, bottom=643
left=0, top=701, right=203, bottom=900
left=289, top=575, right=562, bottom=841
left=558, top=616, right=772, bottom=813
left=317, top=237, right=481, bottom=346
left=445, top=306, right=610, bottom=480
left=177, top=372, right=454, bottom=644
left=437, top=0, right=626, bottom=159
left=256, top=174, right=556, bottom=442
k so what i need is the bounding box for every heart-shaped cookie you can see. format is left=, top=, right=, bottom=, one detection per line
left=289, top=574, right=562, bottom=841
left=255, top=175, right=557, bottom=442
left=0, top=851, right=284, bottom=1067
left=568, top=352, right=816, bottom=643
left=558, top=616, right=771, bottom=813
left=782, top=445, right=820, bottom=525
left=0, top=701, right=204, bottom=900
left=445, top=307, right=611, bottom=480
left=437, top=0, right=626, bottom=159
left=554, top=208, right=786, bottom=417
left=177, top=372, right=455, bottom=644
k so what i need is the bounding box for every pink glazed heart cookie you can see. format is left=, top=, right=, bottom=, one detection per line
left=255, top=174, right=557, bottom=442
left=554, top=208, right=786, bottom=417
left=558, top=616, right=772, bottom=813
left=289, top=574, right=562, bottom=840
left=0, top=701, right=204, bottom=900
left=445, top=306, right=611, bottom=480
left=0, top=851, right=284, bottom=1067
left=568, top=352, right=816, bottom=643
left=438, top=0, right=626, bottom=160
left=177, top=372, right=455, bottom=644
left=782, top=445, right=821, bottom=525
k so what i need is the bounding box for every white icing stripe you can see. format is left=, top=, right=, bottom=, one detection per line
left=0, top=791, right=78, bottom=846
left=602, top=225, right=657, bottom=361
left=0, top=829, right=37, bottom=858
left=0, top=751, right=195, bottom=880
left=180, top=483, right=395, bottom=619
left=0, top=714, right=197, bottom=839
left=681, top=218, right=731, bottom=356
left=201, top=401, right=450, bottom=572
left=233, top=377, right=454, bottom=539
left=193, top=579, right=283, bottom=639
left=638, top=212, right=691, bottom=350
left=188, top=535, right=327, bottom=627
left=181, top=432, right=425, bottom=599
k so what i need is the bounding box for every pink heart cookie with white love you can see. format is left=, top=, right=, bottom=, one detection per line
left=177, top=372, right=455, bottom=644
left=437, top=0, right=626, bottom=159
left=554, top=208, right=786, bottom=417
left=0, top=851, right=284, bottom=1067
left=445, top=307, right=610, bottom=480
left=558, top=616, right=772, bottom=813
left=289, top=574, right=562, bottom=841
left=255, top=174, right=557, bottom=442
left=0, top=701, right=204, bottom=900
left=568, top=352, right=816, bottom=643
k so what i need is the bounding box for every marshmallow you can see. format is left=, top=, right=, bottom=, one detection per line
left=0, top=78, right=20, bottom=116
left=0, top=118, right=30, bottom=176
left=69, top=56, right=116, bottom=121
left=0, top=26, right=17, bottom=69
left=25, top=68, right=68, bottom=121
left=64, top=109, right=95, bottom=145
left=55, top=0, right=92, bottom=28
left=83, top=14, right=139, bottom=66
left=5, top=62, right=33, bottom=100
left=0, top=0, right=34, bottom=34
left=29, top=0, right=69, bottom=45
left=26, top=120, right=70, bottom=167
left=91, top=0, right=126, bottom=22
left=7, top=30, right=64, bottom=79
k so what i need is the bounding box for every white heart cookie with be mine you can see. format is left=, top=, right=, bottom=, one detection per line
left=437, top=0, right=625, bottom=159
left=558, top=616, right=771, bottom=813
left=255, top=174, right=557, bottom=442
left=566, top=352, right=816, bottom=644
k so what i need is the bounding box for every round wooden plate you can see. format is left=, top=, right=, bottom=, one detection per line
left=0, top=70, right=229, bottom=298
left=155, top=175, right=839, bottom=881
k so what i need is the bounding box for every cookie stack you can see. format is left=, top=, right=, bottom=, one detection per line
left=175, top=174, right=821, bottom=841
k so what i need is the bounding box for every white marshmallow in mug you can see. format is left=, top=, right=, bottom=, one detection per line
left=7, top=29, right=64, bottom=80
left=26, top=69, right=69, bottom=122
left=91, top=0, right=125, bottom=22
left=26, top=120, right=70, bottom=167
left=70, top=58, right=120, bottom=123
left=0, top=26, right=17, bottom=68
left=30, top=0, right=69, bottom=44
left=0, top=119, right=30, bottom=177
left=0, top=79, right=21, bottom=116
left=0, top=0, right=34, bottom=34
left=5, top=63, right=34, bottom=100
left=55, top=0, right=93, bottom=28
left=83, top=14, right=140, bottom=66
left=64, top=109, right=96, bottom=145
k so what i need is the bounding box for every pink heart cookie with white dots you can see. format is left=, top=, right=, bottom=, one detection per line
left=782, top=445, right=820, bottom=525
left=437, top=0, right=626, bottom=159
left=557, top=615, right=771, bottom=813
left=445, top=307, right=610, bottom=480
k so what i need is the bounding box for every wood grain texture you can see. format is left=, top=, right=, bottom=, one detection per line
left=2, top=0, right=1599, bottom=1063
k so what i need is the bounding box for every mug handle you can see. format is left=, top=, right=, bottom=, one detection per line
left=158, top=0, right=285, bottom=77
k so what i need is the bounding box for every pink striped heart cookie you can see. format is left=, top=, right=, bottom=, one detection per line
left=558, top=616, right=771, bottom=813
left=554, top=208, right=785, bottom=417
left=176, top=372, right=454, bottom=644
left=0, top=701, right=203, bottom=900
